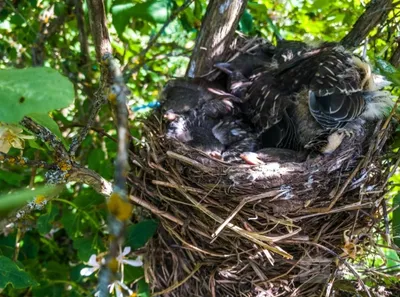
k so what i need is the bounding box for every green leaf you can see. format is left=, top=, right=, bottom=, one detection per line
left=28, top=113, right=67, bottom=147
left=60, top=209, right=81, bottom=239
left=375, top=58, right=400, bottom=87
left=137, top=278, right=150, bottom=297
left=0, top=186, right=60, bottom=213
left=125, top=220, right=158, bottom=250
left=0, top=256, right=38, bottom=289
left=27, top=139, right=45, bottom=151
left=43, top=261, right=70, bottom=281
left=37, top=204, right=59, bottom=235
left=194, top=0, right=203, bottom=19
left=112, top=0, right=173, bottom=36
left=74, top=189, right=105, bottom=209
left=72, top=237, right=100, bottom=262
left=311, top=0, right=331, bottom=10
left=32, top=281, right=64, bottom=297
left=239, top=9, right=253, bottom=34
left=124, top=266, right=145, bottom=283
left=0, top=67, right=74, bottom=123
left=0, top=170, right=25, bottom=187
left=393, top=194, right=400, bottom=248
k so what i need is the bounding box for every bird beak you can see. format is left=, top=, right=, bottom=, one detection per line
left=164, top=110, right=177, bottom=121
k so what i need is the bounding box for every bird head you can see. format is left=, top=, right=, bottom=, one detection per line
left=163, top=109, right=179, bottom=121
left=165, top=116, right=192, bottom=143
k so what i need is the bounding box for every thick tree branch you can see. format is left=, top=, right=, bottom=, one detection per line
left=341, top=0, right=393, bottom=48
left=390, top=41, right=400, bottom=67
left=86, top=0, right=112, bottom=61
left=68, top=166, right=113, bottom=196
left=186, top=0, right=248, bottom=77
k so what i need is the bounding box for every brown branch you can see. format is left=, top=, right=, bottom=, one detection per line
left=68, top=166, right=113, bottom=196
left=123, top=0, right=194, bottom=82
left=390, top=40, right=400, bottom=67
left=86, top=0, right=112, bottom=61
left=75, top=0, right=90, bottom=67
left=70, top=0, right=113, bottom=156
left=0, top=152, right=52, bottom=169
left=186, top=0, right=248, bottom=77
left=341, top=0, right=393, bottom=48
left=86, top=2, right=134, bottom=294
left=20, top=117, right=71, bottom=164
left=62, top=123, right=118, bottom=142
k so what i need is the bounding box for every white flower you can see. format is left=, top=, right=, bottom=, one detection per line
left=0, top=123, right=34, bottom=153
left=109, top=280, right=134, bottom=297
left=116, top=246, right=143, bottom=267
left=95, top=280, right=134, bottom=297
left=80, top=254, right=101, bottom=276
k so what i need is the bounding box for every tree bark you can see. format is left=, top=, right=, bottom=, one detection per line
left=86, top=0, right=112, bottom=61
left=341, top=0, right=392, bottom=48
left=390, top=42, right=400, bottom=67
left=75, top=0, right=90, bottom=67
left=186, top=0, right=248, bottom=77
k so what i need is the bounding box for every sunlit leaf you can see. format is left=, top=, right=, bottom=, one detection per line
left=111, top=0, right=173, bottom=36
left=393, top=194, right=400, bottom=247
left=0, top=68, right=74, bottom=123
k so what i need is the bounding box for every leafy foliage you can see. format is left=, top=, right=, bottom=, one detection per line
left=0, top=68, right=74, bottom=123
left=0, top=0, right=399, bottom=296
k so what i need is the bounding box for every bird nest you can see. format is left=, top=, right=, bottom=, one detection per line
left=127, top=36, right=398, bottom=296
left=129, top=109, right=397, bottom=297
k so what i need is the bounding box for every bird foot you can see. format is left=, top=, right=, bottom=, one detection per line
left=337, top=128, right=354, bottom=138
left=240, top=152, right=265, bottom=165
left=321, top=129, right=352, bottom=154
left=209, top=151, right=222, bottom=160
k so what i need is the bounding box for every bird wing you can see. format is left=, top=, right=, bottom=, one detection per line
left=308, top=50, right=366, bottom=128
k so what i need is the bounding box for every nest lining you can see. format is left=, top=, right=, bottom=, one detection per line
left=128, top=106, right=397, bottom=296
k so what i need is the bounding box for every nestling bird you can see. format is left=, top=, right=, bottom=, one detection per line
left=244, top=43, right=393, bottom=154
left=160, top=76, right=254, bottom=159
left=213, top=38, right=276, bottom=99
left=160, top=78, right=241, bottom=121
left=165, top=111, right=252, bottom=160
